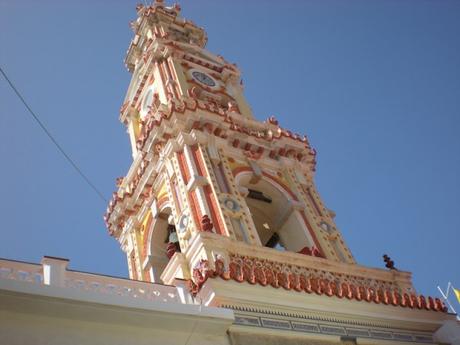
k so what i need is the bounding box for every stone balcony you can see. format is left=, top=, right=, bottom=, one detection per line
left=162, top=231, right=446, bottom=313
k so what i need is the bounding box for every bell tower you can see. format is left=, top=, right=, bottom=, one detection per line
left=105, top=0, right=355, bottom=284
left=105, top=4, right=450, bottom=342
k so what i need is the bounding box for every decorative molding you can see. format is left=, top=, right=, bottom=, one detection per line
left=186, top=175, right=208, bottom=192
left=233, top=312, right=434, bottom=343
left=190, top=256, right=446, bottom=313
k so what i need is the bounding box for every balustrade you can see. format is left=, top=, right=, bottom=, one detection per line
left=0, top=257, right=182, bottom=304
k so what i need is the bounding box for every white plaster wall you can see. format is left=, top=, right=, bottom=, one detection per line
left=279, top=212, right=310, bottom=252
left=1, top=311, right=233, bottom=345
left=0, top=304, right=232, bottom=345
left=0, top=279, right=233, bottom=345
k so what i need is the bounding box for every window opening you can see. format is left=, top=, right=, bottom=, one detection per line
left=240, top=178, right=317, bottom=254
left=165, top=224, right=181, bottom=259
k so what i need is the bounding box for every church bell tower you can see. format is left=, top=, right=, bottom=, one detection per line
left=105, top=2, right=452, bottom=344
left=105, top=0, right=357, bottom=283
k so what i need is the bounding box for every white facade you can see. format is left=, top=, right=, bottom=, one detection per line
left=0, top=257, right=232, bottom=345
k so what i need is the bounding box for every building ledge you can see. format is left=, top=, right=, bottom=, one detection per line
left=182, top=232, right=447, bottom=313
left=0, top=256, right=234, bottom=331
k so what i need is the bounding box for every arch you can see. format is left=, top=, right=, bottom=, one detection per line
left=144, top=202, right=180, bottom=282
left=235, top=169, right=323, bottom=256
left=142, top=200, right=171, bottom=257
left=233, top=167, right=298, bottom=201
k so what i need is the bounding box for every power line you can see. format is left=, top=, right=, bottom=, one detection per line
left=0, top=66, right=108, bottom=203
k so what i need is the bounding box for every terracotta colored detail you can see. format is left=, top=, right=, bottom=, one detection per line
left=200, top=215, right=213, bottom=232
left=166, top=242, right=178, bottom=259
left=132, top=96, right=312, bottom=159
left=298, top=211, right=326, bottom=258
left=190, top=145, right=225, bottom=235
left=188, top=257, right=447, bottom=313
left=106, top=96, right=318, bottom=235
left=297, top=246, right=323, bottom=258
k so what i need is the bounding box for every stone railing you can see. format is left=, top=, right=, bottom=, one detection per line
left=0, top=258, right=43, bottom=284
left=0, top=256, right=187, bottom=304
left=184, top=231, right=415, bottom=291
left=182, top=232, right=447, bottom=312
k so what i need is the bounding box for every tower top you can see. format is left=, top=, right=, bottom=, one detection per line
left=126, top=1, right=207, bottom=72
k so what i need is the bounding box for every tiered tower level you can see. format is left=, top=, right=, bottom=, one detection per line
left=105, top=3, right=453, bottom=342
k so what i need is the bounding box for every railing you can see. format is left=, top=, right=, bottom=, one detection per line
left=0, top=259, right=43, bottom=284
left=64, top=270, right=180, bottom=303
left=0, top=256, right=184, bottom=304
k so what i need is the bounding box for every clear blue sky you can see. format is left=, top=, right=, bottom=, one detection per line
left=1, top=1, right=459, bottom=301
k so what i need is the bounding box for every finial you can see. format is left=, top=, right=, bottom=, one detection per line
left=383, top=254, right=396, bottom=270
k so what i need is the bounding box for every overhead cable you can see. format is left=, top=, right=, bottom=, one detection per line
left=0, top=66, right=107, bottom=203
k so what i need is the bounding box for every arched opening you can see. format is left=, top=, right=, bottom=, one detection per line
left=237, top=173, right=318, bottom=255
left=147, top=206, right=181, bottom=282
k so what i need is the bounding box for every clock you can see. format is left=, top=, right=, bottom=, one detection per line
left=191, top=70, right=216, bottom=87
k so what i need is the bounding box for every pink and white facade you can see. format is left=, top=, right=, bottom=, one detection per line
left=2, top=2, right=459, bottom=345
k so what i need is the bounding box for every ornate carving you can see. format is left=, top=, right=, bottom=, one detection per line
left=187, top=254, right=447, bottom=312
left=200, top=215, right=213, bottom=232
left=297, top=246, right=323, bottom=258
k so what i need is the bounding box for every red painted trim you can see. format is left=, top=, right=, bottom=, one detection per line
left=190, top=190, right=202, bottom=228
left=305, top=186, right=323, bottom=217
left=191, top=145, right=205, bottom=176
left=191, top=145, right=225, bottom=235
left=167, top=57, right=182, bottom=97
left=299, top=211, right=325, bottom=258
left=203, top=184, right=225, bottom=235
left=176, top=151, right=190, bottom=184
left=177, top=151, right=201, bottom=228
left=163, top=60, right=179, bottom=99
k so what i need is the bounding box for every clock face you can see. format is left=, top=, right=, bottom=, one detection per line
left=191, top=70, right=216, bottom=87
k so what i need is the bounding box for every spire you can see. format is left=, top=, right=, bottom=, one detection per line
left=126, top=2, right=207, bottom=72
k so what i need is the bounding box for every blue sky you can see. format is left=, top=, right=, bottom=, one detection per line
left=1, top=1, right=459, bottom=302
